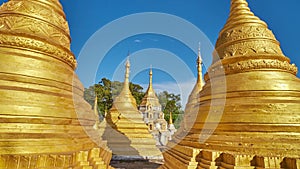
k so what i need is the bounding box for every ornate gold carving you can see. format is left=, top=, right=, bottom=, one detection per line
left=215, top=36, right=284, bottom=61
left=0, top=0, right=70, bottom=48
left=214, top=25, right=285, bottom=62
left=0, top=33, right=76, bottom=69
left=216, top=26, right=276, bottom=47
left=208, top=59, right=298, bottom=77
left=0, top=0, right=69, bottom=33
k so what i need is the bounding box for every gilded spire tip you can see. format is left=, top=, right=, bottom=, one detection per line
left=125, top=58, right=130, bottom=81
left=148, top=66, right=153, bottom=92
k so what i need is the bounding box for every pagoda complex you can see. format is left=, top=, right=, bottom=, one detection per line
left=0, top=0, right=113, bottom=168
left=139, top=68, right=176, bottom=146
left=160, top=0, right=300, bottom=168
left=103, top=59, right=162, bottom=160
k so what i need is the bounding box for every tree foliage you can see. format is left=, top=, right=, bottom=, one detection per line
left=84, top=78, right=145, bottom=117
left=157, top=91, right=184, bottom=128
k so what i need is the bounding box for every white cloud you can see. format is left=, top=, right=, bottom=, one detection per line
left=134, top=39, right=142, bottom=43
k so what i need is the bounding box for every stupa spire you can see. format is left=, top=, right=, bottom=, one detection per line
left=149, top=66, right=153, bottom=91
left=124, top=57, right=130, bottom=89
left=140, top=67, right=161, bottom=108
left=169, top=112, right=173, bottom=125
left=196, top=44, right=204, bottom=88
left=178, top=44, right=205, bottom=135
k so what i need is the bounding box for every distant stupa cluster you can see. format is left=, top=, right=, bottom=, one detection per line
left=0, top=0, right=299, bottom=169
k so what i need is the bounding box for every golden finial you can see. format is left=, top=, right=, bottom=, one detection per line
left=125, top=58, right=130, bottom=78
left=149, top=66, right=153, bottom=91
left=124, top=57, right=130, bottom=90
left=114, top=55, right=138, bottom=106
left=197, top=43, right=204, bottom=88
left=169, top=112, right=173, bottom=125
left=139, top=66, right=161, bottom=108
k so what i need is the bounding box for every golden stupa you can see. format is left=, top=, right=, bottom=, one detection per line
left=177, top=45, right=205, bottom=136
left=0, top=0, right=112, bottom=168
left=103, top=59, right=162, bottom=160
left=140, top=68, right=162, bottom=109
left=160, top=0, right=300, bottom=168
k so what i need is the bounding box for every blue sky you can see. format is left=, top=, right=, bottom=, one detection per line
left=1, top=0, right=299, bottom=106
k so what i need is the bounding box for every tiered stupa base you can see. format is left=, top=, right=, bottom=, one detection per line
left=103, top=119, right=163, bottom=160
left=0, top=147, right=113, bottom=169
left=160, top=142, right=300, bottom=169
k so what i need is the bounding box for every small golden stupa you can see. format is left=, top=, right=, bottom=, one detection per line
left=0, top=0, right=112, bottom=168
left=103, top=59, right=162, bottom=160
left=140, top=68, right=162, bottom=109
left=160, top=0, right=300, bottom=168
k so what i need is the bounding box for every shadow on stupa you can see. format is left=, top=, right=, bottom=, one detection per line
left=102, top=119, right=141, bottom=159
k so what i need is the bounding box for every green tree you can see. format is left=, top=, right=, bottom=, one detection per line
left=157, top=91, right=184, bottom=128
left=129, top=83, right=144, bottom=106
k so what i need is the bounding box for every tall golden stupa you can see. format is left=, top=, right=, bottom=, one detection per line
left=0, top=0, right=112, bottom=168
left=103, top=59, right=162, bottom=160
left=178, top=45, right=205, bottom=136
left=160, top=0, right=300, bottom=168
